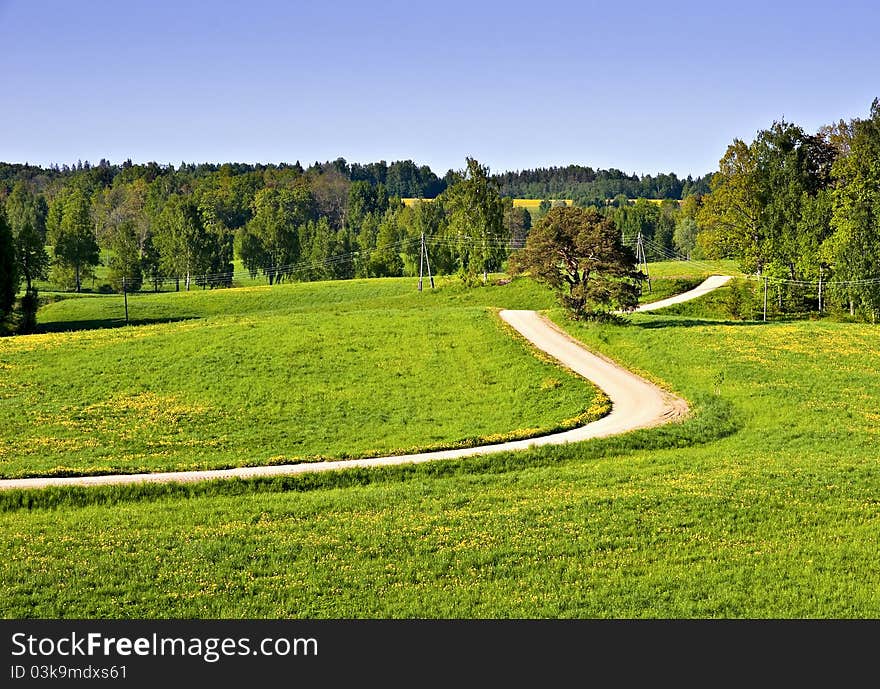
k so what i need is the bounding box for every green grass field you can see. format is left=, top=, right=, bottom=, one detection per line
left=3, top=264, right=880, bottom=618
left=0, top=277, right=602, bottom=478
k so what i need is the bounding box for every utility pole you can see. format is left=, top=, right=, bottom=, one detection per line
left=425, top=234, right=434, bottom=289
left=418, top=232, right=424, bottom=292
left=418, top=232, right=434, bottom=291
left=122, top=276, right=129, bottom=325
left=636, top=231, right=651, bottom=293
left=763, top=276, right=768, bottom=322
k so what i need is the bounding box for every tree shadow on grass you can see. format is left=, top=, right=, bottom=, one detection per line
left=36, top=316, right=199, bottom=334
left=633, top=317, right=770, bottom=329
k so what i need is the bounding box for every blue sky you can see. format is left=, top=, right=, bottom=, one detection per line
left=1, top=0, right=877, bottom=177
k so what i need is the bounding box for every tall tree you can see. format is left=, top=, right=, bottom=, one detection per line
left=407, top=198, right=455, bottom=274
left=347, top=180, right=388, bottom=233
left=235, top=226, right=264, bottom=280
left=673, top=218, right=699, bottom=259
left=51, top=188, right=100, bottom=292
left=826, top=98, right=880, bottom=317
left=509, top=206, right=642, bottom=318
left=4, top=182, right=49, bottom=296
left=655, top=199, right=679, bottom=255
left=310, top=169, right=349, bottom=231
left=751, top=120, right=835, bottom=280
left=297, top=217, right=338, bottom=281
left=197, top=200, right=235, bottom=287
left=153, top=194, right=212, bottom=291
left=366, top=209, right=404, bottom=277
left=246, top=186, right=312, bottom=284
left=698, top=122, right=836, bottom=280
left=442, top=157, right=506, bottom=282
left=696, top=139, right=763, bottom=271
left=106, top=220, right=144, bottom=292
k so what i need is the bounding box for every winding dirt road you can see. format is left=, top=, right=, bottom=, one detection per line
left=0, top=275, right=727, bottom=491
left=634, top=274, right=732, bottom=312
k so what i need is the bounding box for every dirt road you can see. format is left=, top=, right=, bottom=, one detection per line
left=634, top=274, right=732, bottom=312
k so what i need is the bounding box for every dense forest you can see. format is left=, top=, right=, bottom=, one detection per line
left=1, top=97, right=879, bottom=332
left=493, top=166, right=711, bottom=203
left=0, top=159, right=708, bottom=205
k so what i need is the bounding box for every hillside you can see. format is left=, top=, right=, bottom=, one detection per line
left=0, top=276, right=597, bottom=478
left=3, top=268, right=880, bottom=617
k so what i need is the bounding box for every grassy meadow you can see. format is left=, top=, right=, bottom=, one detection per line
left=0, top=277, right=602, bottom=478
left=3, top=260, right=880, bottom=618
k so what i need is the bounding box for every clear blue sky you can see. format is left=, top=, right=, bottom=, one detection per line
left=1, top=0, right=877, bottom=178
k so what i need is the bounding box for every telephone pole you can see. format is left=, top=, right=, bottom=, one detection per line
left=636, top=231, right=651, bottom=293
left=418, top=233, right=424, bottom=292
left=418, top=232, right=434, bottom=291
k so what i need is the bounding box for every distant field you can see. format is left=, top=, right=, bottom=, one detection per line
left=400, top=198, right=573, bottom=208
left=630, top=198, right=673, bottom=205
left=0, top=277, right=598, bottom=479
left=511, top=199, right=573, bottom=208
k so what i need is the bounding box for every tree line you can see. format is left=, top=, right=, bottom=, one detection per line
left=0, top=147, right=763, bottom=336
left=0, top=157, right=526, bottom=333
left=493, top=166, right=711, bottom=204
left=0, top=158, right=710, bottom=206
left=1, top=151, right=706, bottom=334
left=692, top=98, right=880, bottom=319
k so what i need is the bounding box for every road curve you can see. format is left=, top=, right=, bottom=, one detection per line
left=635, top=274, right=733, bottom=312
left=0, top=276, right=728, bottom=491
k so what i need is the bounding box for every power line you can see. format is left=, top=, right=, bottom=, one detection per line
left=628, top=235, right=880, bottom=288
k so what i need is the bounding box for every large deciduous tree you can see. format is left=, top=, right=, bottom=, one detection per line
left=826, top=98, right=880, bottom=317
left=4, top=181, right=49, bottom=298
left=106, top=220, right=144, bottom=292
left=310, top=168, right=350, bottom=231
left=153, top=194, right=212, bottom=291
left=246, top=186, right=314, bottom=284
left=751, top=121, right=835, bottom=281
left=510, top=206, right=642, bottom=319
left=50, top=188, right=101, bottom=292
left=673, top=217, right=700, bottom=259
left=697, top=121, right=836, bottom=281
left=442, top=157, right=506, bottom=282
left=696, top=139, right=763, bottom=270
